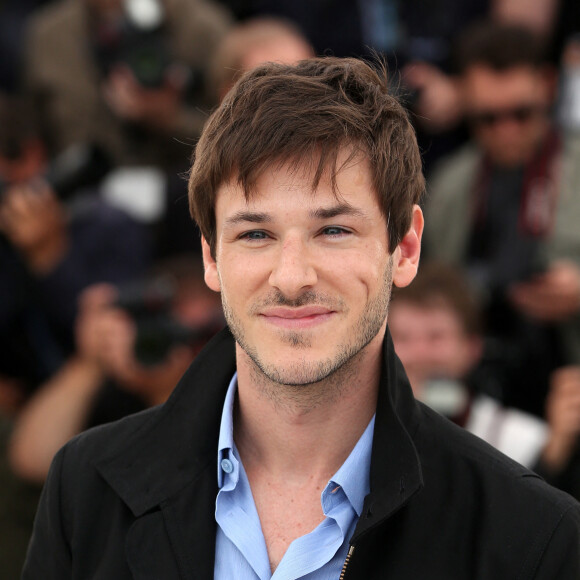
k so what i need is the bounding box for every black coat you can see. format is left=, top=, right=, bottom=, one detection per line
left=23, top=328, right=580, bottom=579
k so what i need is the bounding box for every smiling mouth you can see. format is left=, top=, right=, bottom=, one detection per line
left=260, top=307, right=335, bottom=329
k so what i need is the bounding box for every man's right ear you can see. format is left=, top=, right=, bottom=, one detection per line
left=201, top=237, right=221, bottom=292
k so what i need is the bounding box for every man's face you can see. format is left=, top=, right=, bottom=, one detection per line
left=202, top=154, right=422, bottom=386
left=463, top=64, right=552, bottom=167
left=389, top=300, right=481, bottom=393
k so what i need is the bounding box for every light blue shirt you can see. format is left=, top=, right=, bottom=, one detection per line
left=215, top=373, right=375, bottom=580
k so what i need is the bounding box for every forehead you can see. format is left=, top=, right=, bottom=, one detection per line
left=214, top=152, right=380, bottom=219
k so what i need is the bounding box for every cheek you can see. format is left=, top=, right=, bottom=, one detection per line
left=343, top=244, right=391, bottom=289
left=217, top=255, right=266, bottom=297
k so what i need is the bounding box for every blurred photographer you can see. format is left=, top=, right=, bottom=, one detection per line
left=424, top=21, right=580, bottom=418
left=8, top=256, right=224, bottom=484
left=0, top=96, right=151, bottom=412
left=390, top=262, right=549, bottom=469
left=390, top=263, right=580, bottom=499
left=24, top=0, right=231, bottom=171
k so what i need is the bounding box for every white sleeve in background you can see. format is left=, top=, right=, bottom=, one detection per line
left=465, top=395, right=549, bottom=468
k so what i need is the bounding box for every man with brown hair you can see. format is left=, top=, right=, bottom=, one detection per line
left=24, top=57, right=580, bottom=578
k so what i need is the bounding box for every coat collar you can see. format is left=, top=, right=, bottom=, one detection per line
left=96, top=328, right=236, bottom=517
left=352, top=330, right=424, bottom=540
left=96, top=326, right=424, bottom=527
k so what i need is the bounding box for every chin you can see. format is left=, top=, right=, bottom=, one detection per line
left=255, top=356, right=335, bottom=386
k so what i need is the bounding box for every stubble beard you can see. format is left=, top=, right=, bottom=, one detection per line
left=219, top=257, right=394, bottom=402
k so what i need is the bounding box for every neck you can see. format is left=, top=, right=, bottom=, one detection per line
left=233, top=334, right=382, bottom=483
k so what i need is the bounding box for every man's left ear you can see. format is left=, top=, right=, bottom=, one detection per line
left=392, top=205, right=424, bottom=288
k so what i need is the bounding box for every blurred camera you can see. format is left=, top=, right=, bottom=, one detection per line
left=45, top=143, right=112, bottom=200
left=94, top=0, right=171, bottom=88
left=114, top=277, right=219, bottom=366
left=121, top=0, right=171, bottom=88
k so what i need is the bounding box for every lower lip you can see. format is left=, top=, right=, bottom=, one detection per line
left=261, top=312, right=335, bottom=329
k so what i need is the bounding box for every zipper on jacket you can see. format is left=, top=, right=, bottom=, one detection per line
left=339, top=545, right=355, bottom=580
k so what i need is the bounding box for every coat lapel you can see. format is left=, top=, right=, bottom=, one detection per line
left=352, top=329, right=424, bottom=539
left=96, top=329, right=236, bottom=579
left=126, top=511, right=182, bottom=579
left=125, top=461, right=218, bottom=580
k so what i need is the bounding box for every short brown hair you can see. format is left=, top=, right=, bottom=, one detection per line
left=188, top=57, right=425, bottom=256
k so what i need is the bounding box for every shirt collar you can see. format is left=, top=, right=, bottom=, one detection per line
left=327, top=414, right=375, bottom=517
left=217, top=372, right=374, bottom=516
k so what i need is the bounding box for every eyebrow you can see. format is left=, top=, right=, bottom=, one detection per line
left=224, top=211, right=272, bottom=228
left=224, top=203, right=368, bottom=228
left=309, top=203, right=368, bottom=220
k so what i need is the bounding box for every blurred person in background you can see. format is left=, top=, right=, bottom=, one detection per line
left=8, top=255, right=224, bottom=485
left=209, top=16, right=314, bottom=103
left=23, top=0, right=231, bottom=171
left=0, top=92, right=149, bottom=579
left=423, top=21, right=580, bottom=418
left=390, top=262, right=580, bottom=495
left=401, top=0, right=579, bottom=172
left=18, top=0, right=232, bottom=261
left=490, top=0, right=571, bottom=60
left=0, top=96, right=151, bottom=411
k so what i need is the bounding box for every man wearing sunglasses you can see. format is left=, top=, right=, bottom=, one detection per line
left=424, top=21, right=580, bottom=423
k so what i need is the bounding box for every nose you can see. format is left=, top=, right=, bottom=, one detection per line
left=268, top=235, right=318, bottom=299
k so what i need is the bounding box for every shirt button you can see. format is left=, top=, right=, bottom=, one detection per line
left=221, top=458, right=234, bottom=474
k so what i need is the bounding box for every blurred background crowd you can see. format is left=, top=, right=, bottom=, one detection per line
left=0, top=0, right=579, bottom=575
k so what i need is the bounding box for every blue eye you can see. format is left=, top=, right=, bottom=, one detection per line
left=242, top=230, right=269, bottom=240
left=322, top=226, right=349, bottom=236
